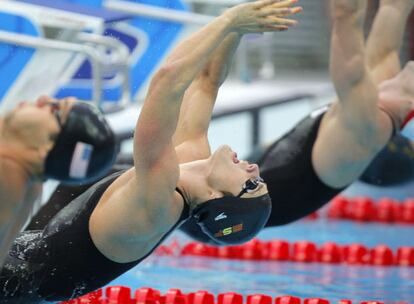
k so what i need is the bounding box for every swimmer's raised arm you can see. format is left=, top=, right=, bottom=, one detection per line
left=172, top=33, right=242, bottom=163
left=328, top=0, right=380, bottom=131
left=366, top=0, right=414, bottom=83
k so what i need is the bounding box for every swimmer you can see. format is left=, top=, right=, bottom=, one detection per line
left=0, top=1, right=301, bottom=302
left=180, top=0, right=414, bottom=242
left=0, top=96, right=116, bottom=266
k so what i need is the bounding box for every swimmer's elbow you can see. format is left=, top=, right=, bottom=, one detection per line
left=346, top=55, right=366, bottom=85
left=150, top=63, right=185, bottom=96
left=332, top=54, right=366, bottom=91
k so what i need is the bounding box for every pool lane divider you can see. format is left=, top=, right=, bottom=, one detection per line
left=154, top=239, right=414, bottom=267
left=308, top=196, right=414, bottom=224
left=60, top=286, right=399, bottom=304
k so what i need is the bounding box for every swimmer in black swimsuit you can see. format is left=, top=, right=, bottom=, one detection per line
left=180, top=0, right=414, bottom=243
left=0, top=1, right=301, bottom=302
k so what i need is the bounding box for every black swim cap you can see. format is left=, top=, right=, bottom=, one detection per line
left=44, top=101, right=118, bottom=185
left=191, top=193, right=272, bottom=245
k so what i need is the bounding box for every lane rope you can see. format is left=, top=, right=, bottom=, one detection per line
left=154, top=239, right=414, bottom=267
left=60, top=286, right=404, bottom=304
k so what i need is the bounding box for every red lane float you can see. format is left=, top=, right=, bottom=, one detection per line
left=171, top=240, right=414, bottom=267
left=60, top=287, right=400, bottom=304
left=326, top=196, right=414, bottom=224
left=317, top=242, right=342, bottom=264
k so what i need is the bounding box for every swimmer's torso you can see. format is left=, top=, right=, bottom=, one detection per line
left=0, top=171, right=187, bottom=302
left=258, top=106, right=345, bottom=226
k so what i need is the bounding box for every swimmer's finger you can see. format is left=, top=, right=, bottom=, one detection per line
left=266, top=16, right=298, bottom=26
left=261, top=6, right=302, bottom=17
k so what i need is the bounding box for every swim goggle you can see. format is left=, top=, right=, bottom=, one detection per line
left=237, top=177, right=264, bottom=197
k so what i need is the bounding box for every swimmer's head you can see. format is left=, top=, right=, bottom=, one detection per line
left=43, top=97, right=118, bottom=184
left=207, top=145, right=264, bottom=196
left=191, top=145, right=271, bottom=245
left=3, top=96, right=68, bottom=150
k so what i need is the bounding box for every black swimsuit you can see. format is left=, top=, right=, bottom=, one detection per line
left=258, top=106, right=344, bottom=226
left=0, top=171, right=189, bottom=303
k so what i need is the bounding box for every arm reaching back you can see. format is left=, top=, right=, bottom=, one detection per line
left=366, top=0, right=414, bottom=84
left=173, top=33, right=242, bottom=163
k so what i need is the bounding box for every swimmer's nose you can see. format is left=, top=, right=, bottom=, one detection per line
left=35, top=96, right=55, bottom=108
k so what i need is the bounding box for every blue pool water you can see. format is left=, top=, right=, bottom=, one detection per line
left=109, top=216, right=414, bottom=304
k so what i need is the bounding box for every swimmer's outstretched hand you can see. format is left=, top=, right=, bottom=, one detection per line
left=224, top=0, right=302, bottom=34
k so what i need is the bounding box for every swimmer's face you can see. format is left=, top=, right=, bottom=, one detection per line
left=4, top=96, right=75, bottom=149
left=208, top=145, right=268, bottom=197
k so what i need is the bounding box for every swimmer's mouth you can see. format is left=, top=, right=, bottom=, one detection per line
left=232, top=152, right=240, bottom=164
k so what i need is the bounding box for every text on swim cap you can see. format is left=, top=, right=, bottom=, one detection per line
left=214, top=223, right=243, bottom=238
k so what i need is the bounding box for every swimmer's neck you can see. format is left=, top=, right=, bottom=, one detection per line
left=379, top=78, right=414, bottom=104
left=178, top=159, right=220, bottom=207
left=380, top=63, right=414, bottom=100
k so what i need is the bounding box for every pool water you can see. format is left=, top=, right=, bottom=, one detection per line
left=109, top=216, right=414, bottom=303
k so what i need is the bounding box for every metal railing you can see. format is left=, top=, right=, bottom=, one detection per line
left=0, top=30, right=104, bottom=106
left=75, top=32, right=131, bottom=106
left=0, top=30, right=135, bottom=107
